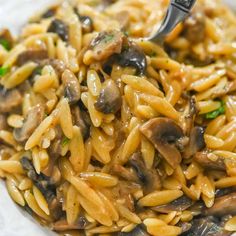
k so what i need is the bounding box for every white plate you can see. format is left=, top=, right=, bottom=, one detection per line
left=0, top=1, right=235, bottom=236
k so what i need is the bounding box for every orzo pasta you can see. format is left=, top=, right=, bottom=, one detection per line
left=1, top=0, right=236, bottom=235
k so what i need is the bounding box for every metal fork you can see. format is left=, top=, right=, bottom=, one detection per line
left=149, top=0, right=197, bottom=43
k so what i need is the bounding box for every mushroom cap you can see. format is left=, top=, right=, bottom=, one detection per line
left=140, top=118, right=184, bottom=169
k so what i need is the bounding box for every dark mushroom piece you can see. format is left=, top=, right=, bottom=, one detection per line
left=95, top=79, right=122, bottom=114
left=62, top=69, right=81, bottom=104
left=140, top=118, right=184, bottom=169
left=0, top=29, right=14, bottom=50
left=73, top=8, right=94, bottom=34
left=13, top=104, right=45, bottom=143
left=53, top=216, right=89, bottom=231
left=112, top=164, right=139, bottom=183
left=181, top=217, right=231, bottom=236
left=47, top=19, right=69, bottom=42
left=41, top=6, right=57, bottom=18
left=71, top=106, right=91, bottom=140
left=118, top=224, right=150, bottom=236
left=108, top=42, right=147, bottom=75
left=80, top=16, right=94, bottom=34
left=0, top=86, right=22, bottom=113
left=183, top=126, right=206, bottom=159
left=152, top=195, right=193, bottom=214
left=0, top=114, right=7, bottom=130
left=183, top=9, right=206, bottom=44
left=20, top=157, right=63, bottom=220
left=16, top=49, right=48, bottom=66
left=40, top=59, right=66, bottom=77
left=204, top=192, right=236, bottom=216
left=87, top=30, right=125, bottom=62
left=194, top=151, right=226, bottom=171
left=128, top=152, right=161, bottom=193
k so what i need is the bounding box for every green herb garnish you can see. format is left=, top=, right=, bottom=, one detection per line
left=62, top=137, right=70, bottom=147
left=0, top=39, right=10, bottom=50
left=0, top=67, right=9, bottom=76
left=205, top=101, right=225, bottom=119
left=103, top=34, right=114, bottom=43
left=124, top=31, right=129, bottom=37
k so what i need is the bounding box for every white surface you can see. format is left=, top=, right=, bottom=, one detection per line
left=0, top=0, right=236, bottom=236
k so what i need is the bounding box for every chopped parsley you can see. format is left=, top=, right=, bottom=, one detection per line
left=0, top=67, right=9, bottom=76
left=0, top=39, right=10, bottom=50
left=102, top=34, right=114, bottom=43
left=124, top=31, right=129, bottom=37
left=205, top=101, right=225, bottom=119
left=62, top=137, right=70, bottom=147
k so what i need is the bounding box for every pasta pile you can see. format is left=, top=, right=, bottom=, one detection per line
left=1, top=0, right=236, bottom=235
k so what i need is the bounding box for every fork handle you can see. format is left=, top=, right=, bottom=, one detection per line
left=150, top=0, right=196, bottom=43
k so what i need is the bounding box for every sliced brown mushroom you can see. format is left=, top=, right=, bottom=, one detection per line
left=182, top=217, right=231, bottom=236
left=152, top=195, right=193, bottom=213
left=94, top=79, right=122, bottom=114
left=62, top=69, right=81, bottom=104
left=204, top=192, right=236, bottom=216
left=16, top=49, right=48, bottom=66
left=183, top=9, right=206, bottom=44
left=112, top=164, right=139, bottom=183
left=0, top=28, right=14, bottom=50
left=140, top=118, right=184, bottom=169
left=118, top=224, right=150, bottom=236
left=0, top=86, right=22, bottom=113
left=20, top=157, right=63, bottom=220
left=184, top=126, right=206, bottom=159
left=73, top=8, right=94, bottom=34
left=47, top=19, right=69, bottom=42
left=128, top=152, right=161, bottom=193
left=13, top=104, right=45, bottom=143
left=41, top=6, right=57, bottom=18
left=108, top=42, right=147, bottom=75
left=194, top=151, right=226, bottom=171
left=71, top=106, right=91, bottom=140
left=40, top=59, right=66, bottom=77
left=53, top=216, right=89, bottom=231
left=0, top=114, right=7, bottom=130
left=86, top=30, right=125, bottom=62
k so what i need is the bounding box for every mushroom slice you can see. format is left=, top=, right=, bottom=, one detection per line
left=47, top=19, right=69, bottom=42
left=86, top=30, right=125, bottom=62
left=140, top=118, right=184, bottom=169
left=16, top=49, right=48, bottom=66
left=13, top=104, right=45, bottom=143
left=182, top=217, right=231, bottom=236
left=152, top=195, right=193, bottom=213
left=40, top=59, right=66, bottom=77
left=129, top=152, right=161, bottom=193
left=71, top=106, right=91, bottom=140
left=118, top=224, right=150, bottom=236
left=204, top=192, right=236, bottom=216
left=0, top=28, right=14, bottom=50
left=110, top=42, right=147, bottom=75
left=0, top=114, right=7, bottom=130
left=184, top=126, right=206, bottom=159
left=194, top=151, right=225, bottom=171
left=0, top=86, right=22, bottom=113
left=20, top=157, right=62, bottom=219
left=184, top=9, right=206, bottom=44
left=95, top=79, right=122, bottom=114
left=62, top=69, right=81, bottom=105
left=53, top=216, right=89, bottom=231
